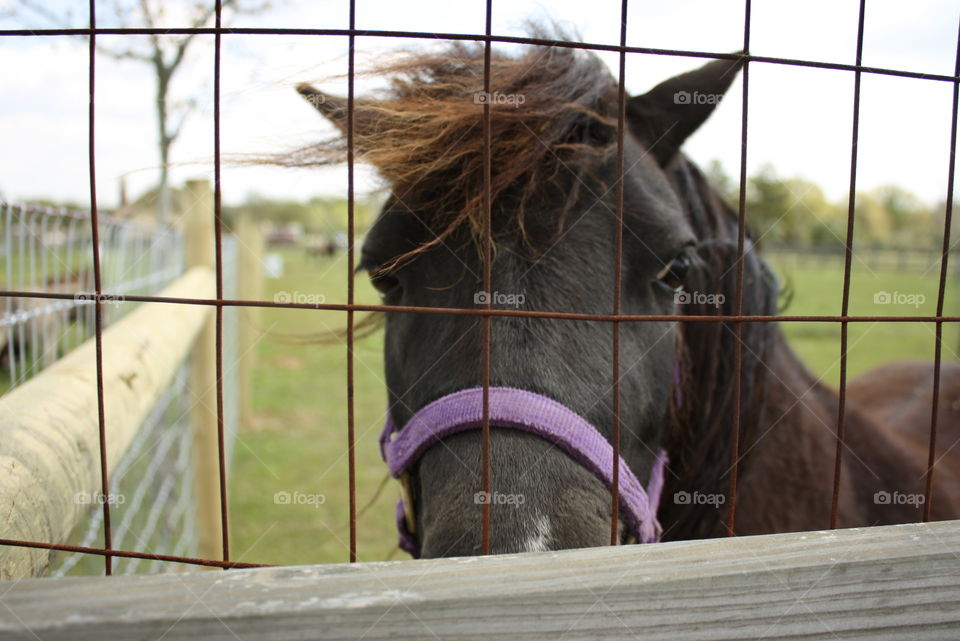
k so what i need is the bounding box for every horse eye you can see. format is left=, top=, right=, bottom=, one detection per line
left=656, top=254, right=691, bottom=291
left=368, top=267, right=401, bottom=301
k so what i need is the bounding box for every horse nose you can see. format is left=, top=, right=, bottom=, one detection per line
left=414, top=430, right=616, bottom=557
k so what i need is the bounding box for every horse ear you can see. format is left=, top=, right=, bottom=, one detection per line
left=296, top=83, right=372, bottom=135
left=627, top=54, right=744, bottom=165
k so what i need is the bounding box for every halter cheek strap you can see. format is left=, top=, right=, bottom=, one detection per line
left=379, top=387, right=668, bottom=558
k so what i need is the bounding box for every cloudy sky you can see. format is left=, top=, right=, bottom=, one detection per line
left=1, top=0, right=958, bottom=209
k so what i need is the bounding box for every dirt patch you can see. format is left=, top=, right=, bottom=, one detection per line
left=273, top=354, right=307, bottom=370
left=245, top=413, right=284, bottom=432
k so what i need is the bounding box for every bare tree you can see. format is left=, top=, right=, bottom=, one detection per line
left=10, top=0, right=271, bottom=222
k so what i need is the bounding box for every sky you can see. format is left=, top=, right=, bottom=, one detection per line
left=0, top=0, right=958, bottom=210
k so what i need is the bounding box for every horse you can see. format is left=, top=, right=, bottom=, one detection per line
left=291, top=38, right=960, bottom=557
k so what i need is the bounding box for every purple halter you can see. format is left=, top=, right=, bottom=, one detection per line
left=379, top=387, right=668, bottom=557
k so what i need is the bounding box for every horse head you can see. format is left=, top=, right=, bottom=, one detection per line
left=297, top=41, right=769, bottom=556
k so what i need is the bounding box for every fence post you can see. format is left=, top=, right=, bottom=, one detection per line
left=182, top=179, right=223, bottom=566
left=235, top=209, right=264, bottom=429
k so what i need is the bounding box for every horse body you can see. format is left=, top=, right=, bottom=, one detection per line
left=293, top=35, right=960, bottom=556
left=848, top=361, right=960, bottom=520
left=666, top=337, right=960, bottom=540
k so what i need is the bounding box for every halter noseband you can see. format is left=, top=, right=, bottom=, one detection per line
left=379, top=387, right=667, bottom=557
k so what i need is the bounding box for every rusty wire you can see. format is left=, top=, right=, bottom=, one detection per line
left=480, top=0, right=494, bottom=556
left=924, top=18, right=960, bottom=521
left=0, top=3, right=958, bottom=571
left=85, top=0, right=113, bottom=576
left=610, top=0, right=629, bottom=546
left=830, top=0, right=867, bottom=531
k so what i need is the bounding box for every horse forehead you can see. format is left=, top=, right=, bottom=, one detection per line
left=361, top=150, right=692, bottom=260
left=623, top=151, right=692, bottom=238
left=360, top=205, right=425, bottom=261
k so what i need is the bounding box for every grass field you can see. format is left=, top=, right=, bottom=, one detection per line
left=229, top=248, right=395, bottom=566
left=770, top=253, right=960, bottom=385
left=227, top=247, right=960, bottom=566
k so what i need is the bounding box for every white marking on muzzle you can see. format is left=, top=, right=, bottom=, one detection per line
left=522, top=514, right=552, bottom=553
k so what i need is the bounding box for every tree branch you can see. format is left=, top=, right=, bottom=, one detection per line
left=13, top=0, right=155, bottom=63
left=167, top=98, right=196, bottom=146
left=96, top=44, right=153, bottom=63
left=138, top=0, right=163, bottom=62
left=167, top=0, right=238, bottom=72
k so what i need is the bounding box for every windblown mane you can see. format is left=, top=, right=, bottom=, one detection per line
left=280, top=37, right=622, bottom=259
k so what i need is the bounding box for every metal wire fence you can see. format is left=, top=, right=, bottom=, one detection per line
left=0, top=0, right=957, bottom=575
left=50, top=369, right=197, bottom=576
left=0, top=202, right=183, bottom=392
left=767, top=244, right=960, bottom=274
left=0, top=201, right=239, bottom=576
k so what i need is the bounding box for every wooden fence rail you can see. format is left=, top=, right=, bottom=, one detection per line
left=2, top=519, right=958, bottom=640
left=0, top=266, right=215, bottom=579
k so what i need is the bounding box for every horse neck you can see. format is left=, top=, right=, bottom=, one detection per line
left=658, top=158, right=836, bottom=537
left=661, top=326, right=841, bottom=539
left=659, top=158, right=937, bottom=537
left=709, top=332, right=931, bottom=535
left=734, top=334, right=847, bottom=532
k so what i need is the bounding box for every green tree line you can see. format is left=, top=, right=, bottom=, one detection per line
left=706, top=160, right=952, bottom=249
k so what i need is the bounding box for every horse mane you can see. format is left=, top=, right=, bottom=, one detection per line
left=276, top=33, right=621, bottom=263
left=661, top=157, right=783, bottom=540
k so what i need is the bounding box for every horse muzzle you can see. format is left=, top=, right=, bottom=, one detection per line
left=379, top=387, right=667, bottom=558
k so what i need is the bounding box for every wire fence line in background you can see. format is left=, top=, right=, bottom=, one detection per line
left=767, top=244, right=960, bottom=274
left=0, top=202, right=183, bottom=391
left=0, top=200, right=239, bottom=576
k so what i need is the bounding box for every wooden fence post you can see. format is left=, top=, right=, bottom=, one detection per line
left=182, top=179, right=223, bottom=566
left=235, top=209, right=264, bottom=429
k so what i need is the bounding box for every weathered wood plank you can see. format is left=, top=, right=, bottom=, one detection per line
left=0, top=267, right=215, bottom=579
left=1, top=520, right=958, bottom=640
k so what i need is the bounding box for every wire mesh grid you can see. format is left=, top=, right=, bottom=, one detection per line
left=0, top=0, right=957, bottom=574
left=44, top=235, right=240, bottom=576
left=0, top=202, right=183, bottom=391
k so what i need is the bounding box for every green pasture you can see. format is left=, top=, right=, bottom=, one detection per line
left=770, top=253, right=959, bottom=385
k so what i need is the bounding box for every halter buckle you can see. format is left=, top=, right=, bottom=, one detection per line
left=398, top=473, right=417, bottom=534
